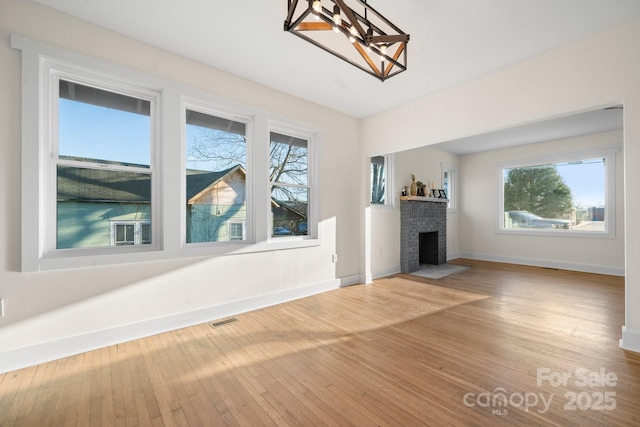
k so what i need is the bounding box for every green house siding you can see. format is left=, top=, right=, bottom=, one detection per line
left=57, top=201, right=151, bottom=249
left=186, top=203, right=247, bottom=243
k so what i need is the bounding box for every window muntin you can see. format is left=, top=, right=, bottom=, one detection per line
left=270, top=131, right=310, bottom=238
left=54, top=78, right=155, bottom=250
left=498, top=150, right=616, bottom=236
left=185, top=108, right=247, bottom=244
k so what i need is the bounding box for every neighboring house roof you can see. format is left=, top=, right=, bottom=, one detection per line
left=272, top=199, right=307, bottom=219
left=57, top=165, right=151, bottom=202
left=186, top=165, right=245, bottom=202
left=57, top=161, right=244, bottom=203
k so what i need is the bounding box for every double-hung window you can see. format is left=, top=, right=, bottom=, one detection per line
left=52, top=75, right=158, bottom=252
left=269, top=130, right=312, bottom=238
left=184, top=107, right=248, bottom=244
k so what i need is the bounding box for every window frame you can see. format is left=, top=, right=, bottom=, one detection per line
left=496, top=147, right=618, bottom=238
left=44, top=60, right=162, bottom=258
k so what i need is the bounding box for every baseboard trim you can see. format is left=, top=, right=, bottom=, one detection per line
left=458, top=252, right=624, bottom=276
left=371, top=265, right=401, bottom=280
left=0, top=278, right=341, bottom=374
left=620, top=326, right=640, bottom=354
left=339, top=274, right=362, bottom=287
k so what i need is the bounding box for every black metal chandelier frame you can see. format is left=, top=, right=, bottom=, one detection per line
left=284, top=0, right=410, bottom=81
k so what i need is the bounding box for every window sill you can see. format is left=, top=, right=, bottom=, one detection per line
left=31, top=237, right=321, bottom=271
left=496, top=227, right=614, bottom=239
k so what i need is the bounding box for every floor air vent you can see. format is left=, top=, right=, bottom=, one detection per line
left=210, top=317, right=238, bottom=328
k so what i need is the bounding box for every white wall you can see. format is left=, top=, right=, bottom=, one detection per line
left=458, top=130, right=624, bottom=274
left=361, top=18, right=640, bottom=352
left=0, top=0, right=361, bottom=372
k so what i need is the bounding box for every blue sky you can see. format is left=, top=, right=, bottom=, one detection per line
left=556, top=160, right=605, bottom=207
left=58, top=99, right=150, bottom=166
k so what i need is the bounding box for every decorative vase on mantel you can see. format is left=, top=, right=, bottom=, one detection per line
left=410, top=174, right=417, bottom=196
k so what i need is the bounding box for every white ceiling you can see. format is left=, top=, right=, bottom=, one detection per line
left=32, top=0, right=636, bottom=150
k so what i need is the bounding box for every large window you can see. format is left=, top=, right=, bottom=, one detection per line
left=54, top=78, right=156, bottom=250
left=15, top=37, right=320, bottom=271
left=184, top=108, right=248, bottom=243
left=270, top=131, right=311, bottom=238
left=498, top=148, right=617, bottom=236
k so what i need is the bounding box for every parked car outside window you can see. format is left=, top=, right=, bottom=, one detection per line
left=506, top=210, right=572, bottom=229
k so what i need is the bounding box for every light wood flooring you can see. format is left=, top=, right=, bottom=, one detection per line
left=1, top=259, right=639, bottom=426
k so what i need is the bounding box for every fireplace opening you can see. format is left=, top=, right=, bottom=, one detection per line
left=419, top=232, right=438, bottom=265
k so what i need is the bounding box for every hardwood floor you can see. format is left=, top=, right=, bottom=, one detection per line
left=1, top=259, right=639, bottom=426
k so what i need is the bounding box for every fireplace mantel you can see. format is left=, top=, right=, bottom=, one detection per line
left=400, top=195, right=448, bottom=203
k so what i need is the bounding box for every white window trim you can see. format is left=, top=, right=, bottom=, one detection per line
left=441, top=162, right=457, bottom=212
left=496, top=147, right=618, bottom=238
left=13, top=35, right=321, bottom=271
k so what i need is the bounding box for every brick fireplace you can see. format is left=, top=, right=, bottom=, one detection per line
left=400, top=197, right=447, bottom=273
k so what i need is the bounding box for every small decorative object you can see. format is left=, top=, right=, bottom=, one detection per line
left=416, top=181, right=425, bottom=197
left=410, top=174, right=417, bottom=196
left=439, top=189, right=448, bottom=199
left=401, top=186, right=407, bottom=196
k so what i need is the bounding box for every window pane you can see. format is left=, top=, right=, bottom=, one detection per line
left=57, top=165, right=151, bottom=248
left=58, top=80, right=151, bottom=166
left=370, top=156, right=385, bottom=204
left=271, top=186, right=308, bottom=237
left=185, top=109, right=247, bottom=243
left=141, top=223, right=151, bottom=244
left=270, top=132, right=308, bottom=185
left=503, top=158, right=605, bottom=231
left=116, top=225, right=125, bottom=242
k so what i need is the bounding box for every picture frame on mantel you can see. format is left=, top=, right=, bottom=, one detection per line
left=438, top=189, right=447, bottom=199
